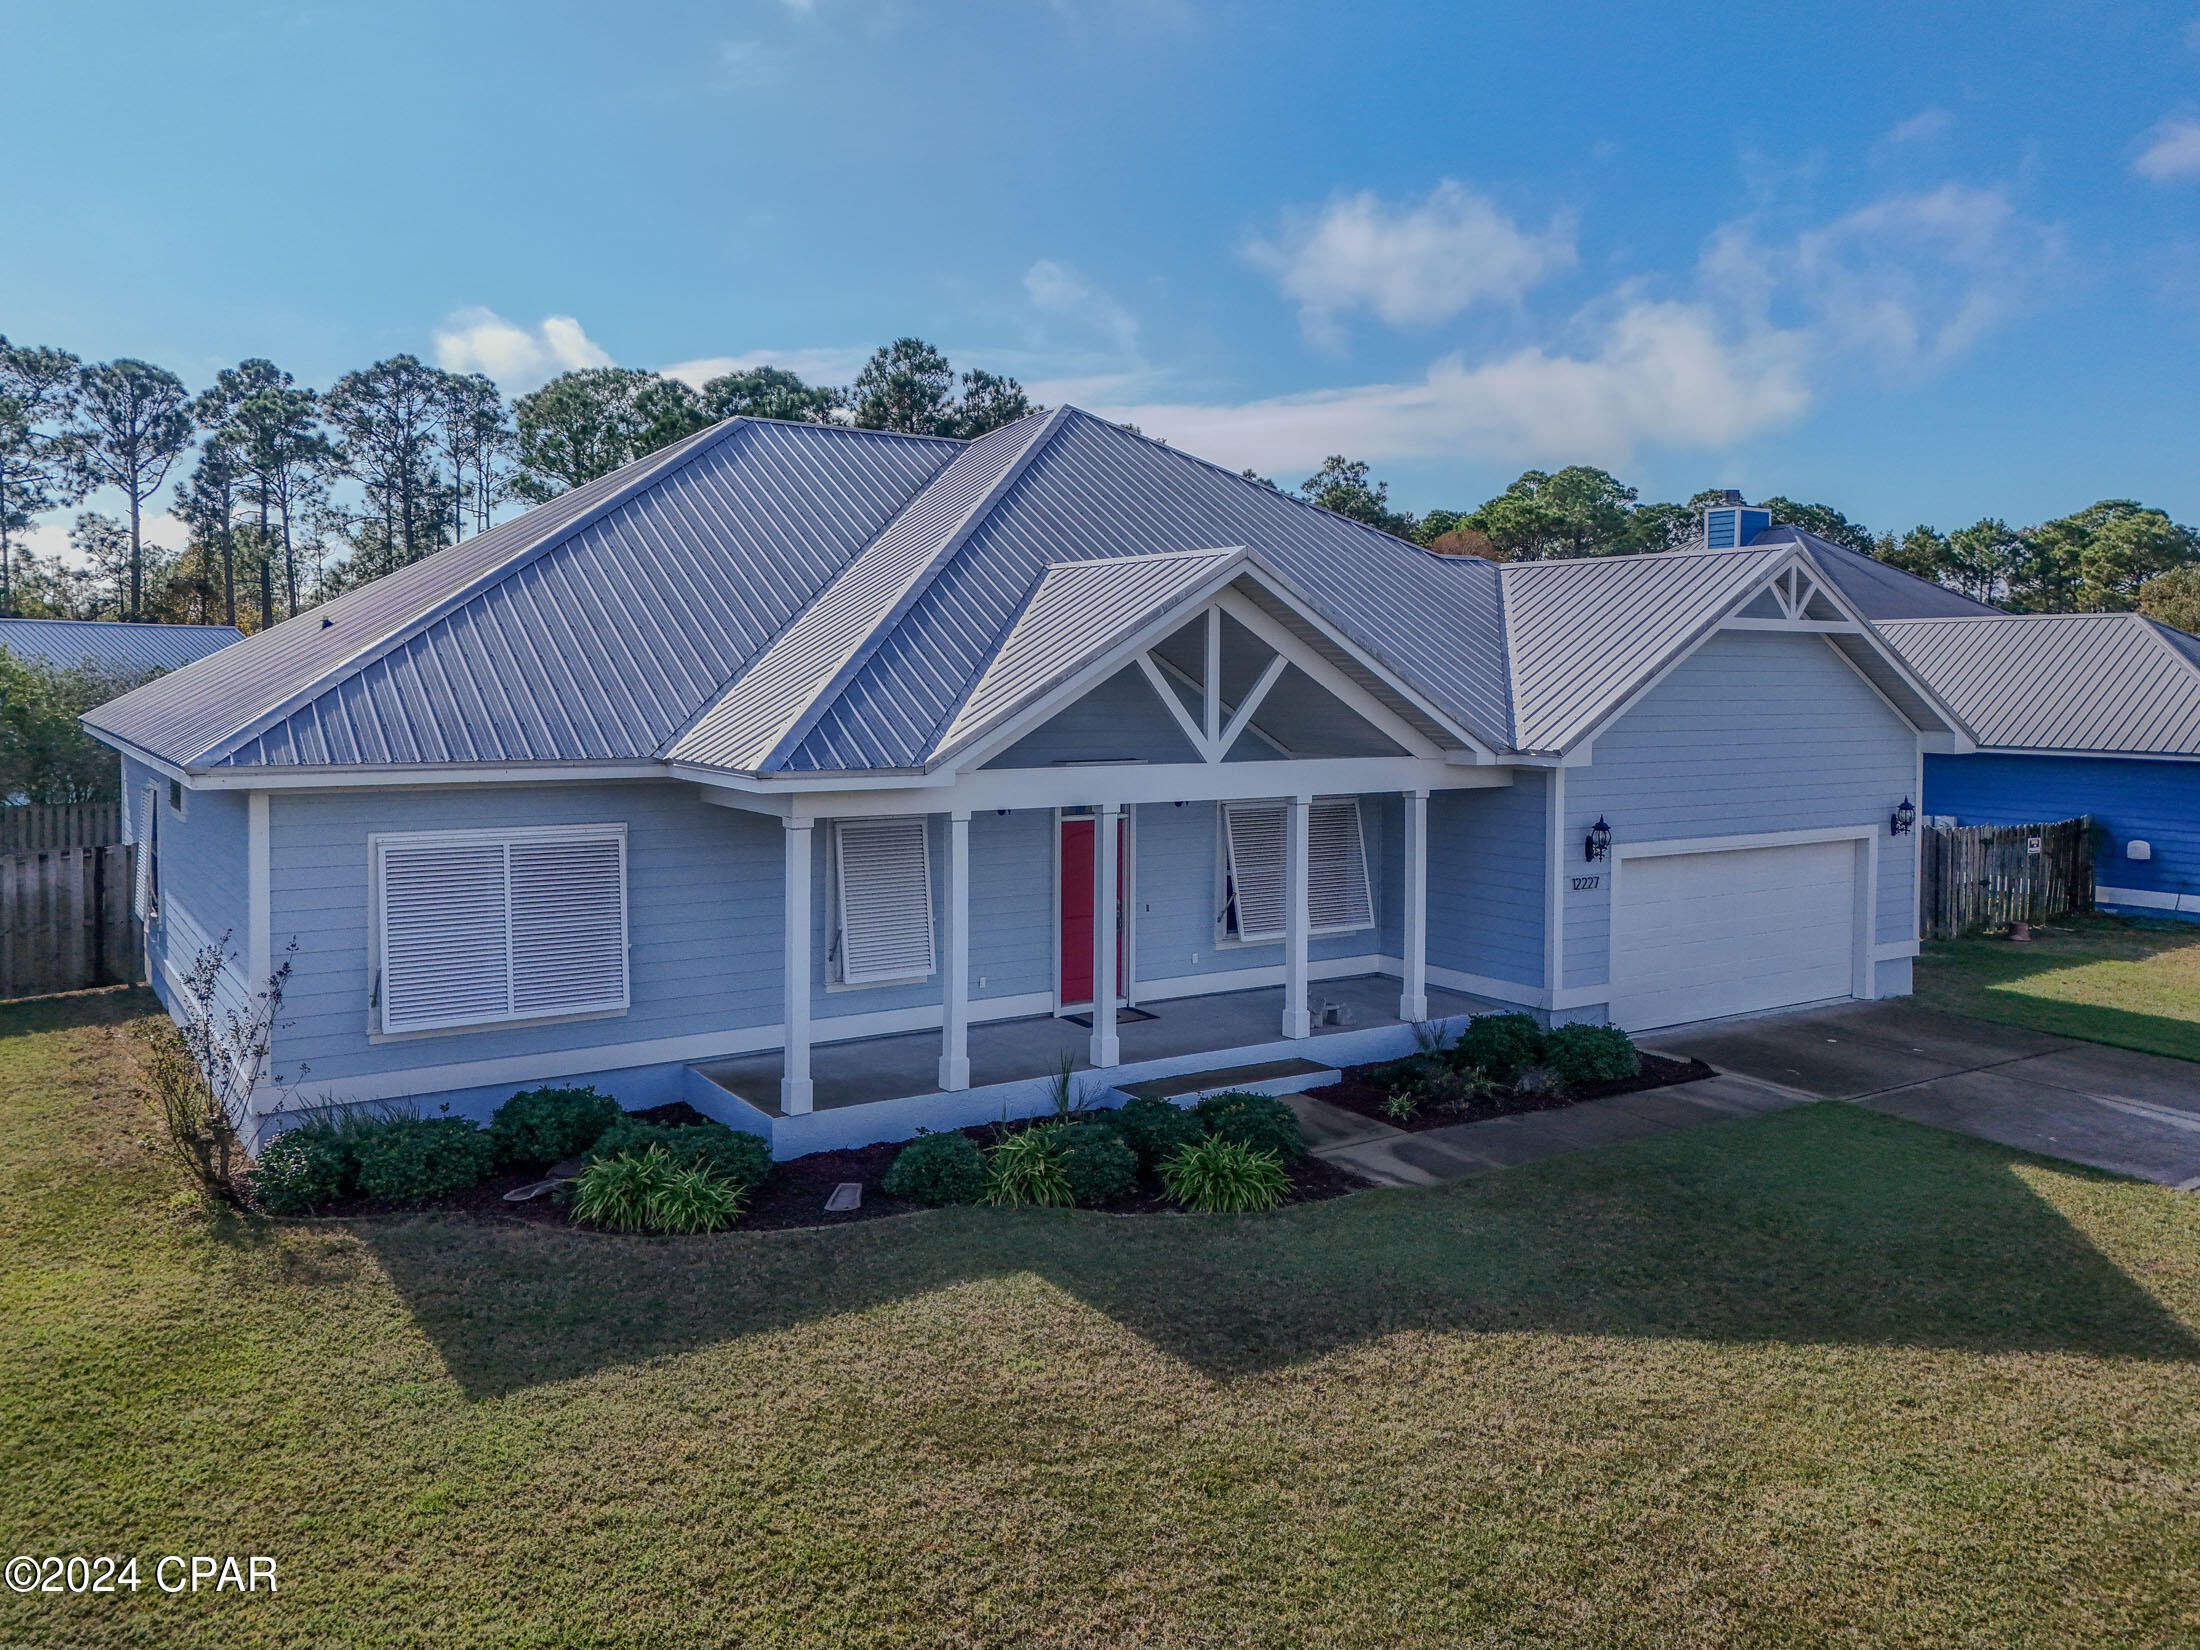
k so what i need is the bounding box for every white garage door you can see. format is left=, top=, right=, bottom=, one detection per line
left=1609, top=839, right=1859, bottom=1032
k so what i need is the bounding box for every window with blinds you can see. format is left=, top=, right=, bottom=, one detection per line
left=1222, top=798, right=1373, bottom=942
left=834, top=817, right=936, bottom=985
left=374, top=825, right=628, bottom=1034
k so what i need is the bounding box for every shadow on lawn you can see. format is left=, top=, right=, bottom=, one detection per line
left=1919, top=916, right=2200, bottom=1060
left=358, top=1103, right=2200, bottom=1398
left=0, top=985, right=150, bottom=1041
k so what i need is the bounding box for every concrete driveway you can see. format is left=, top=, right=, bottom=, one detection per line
left=1642, top=1000, right=2200, bottom=1190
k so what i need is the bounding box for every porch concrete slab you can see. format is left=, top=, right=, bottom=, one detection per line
left=1120, top=1058, right=1338, bottom=1104
left=1858, top=1069, right=2200, bottom=1188
left=1284, top=1091, right=1402, bottom=1152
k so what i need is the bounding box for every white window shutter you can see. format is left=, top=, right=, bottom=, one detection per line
left=509, top=836, right=628, bottom=1018
left=1223, top=803, right=1288, bottom=942
left=1307, top=798, right=1373, bottom=933
left=380, top=841, right=512, bottom=1033
left=132, top=783, right=158, bottom=922
left=836, top=817, right=935, bottom=984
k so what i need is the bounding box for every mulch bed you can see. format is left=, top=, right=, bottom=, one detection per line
left=308, top=1099, right=1362, bottom=1233
left=1306, top=1051, right=1716, bottom=1135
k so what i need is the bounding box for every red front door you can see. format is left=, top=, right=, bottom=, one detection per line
left=1059, top=817, right=1126, bottom=1006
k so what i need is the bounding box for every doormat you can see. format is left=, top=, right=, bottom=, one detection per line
left=1061, top=1007, right=1158, bottom=1028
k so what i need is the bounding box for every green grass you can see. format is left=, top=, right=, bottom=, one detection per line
left=1914, top=911, right=2200, bottom=1062
left=5, top=989, right=2200, bottom=1647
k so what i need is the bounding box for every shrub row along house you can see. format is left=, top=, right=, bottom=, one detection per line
left=84, top=411, right=1970, bottom=1155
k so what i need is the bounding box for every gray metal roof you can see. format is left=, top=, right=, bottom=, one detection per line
left=1744, top=524, right=2000, bottom=620
left=1878, top=612, right=2200, bottom=755
left=85, top=407, right=1962, bottom=778
left=0, top=618, right=242, bottom=676
left=86, top=419, right=961, bottom=768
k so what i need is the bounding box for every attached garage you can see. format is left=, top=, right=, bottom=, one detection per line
left=1607, top=834, right=1869, bottom=1032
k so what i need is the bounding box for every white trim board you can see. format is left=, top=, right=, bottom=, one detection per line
left=2097, top=884, right=2200, bottom=914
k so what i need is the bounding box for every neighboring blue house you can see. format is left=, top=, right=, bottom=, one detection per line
left=83, top=413, right=1967, bottom=1155
left=0, top=617, right=244, bottom=674
left=1878, top=612, right=2200, bottom=918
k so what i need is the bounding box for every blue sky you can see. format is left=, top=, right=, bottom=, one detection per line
left=8, top=0, right=2200, bottom=553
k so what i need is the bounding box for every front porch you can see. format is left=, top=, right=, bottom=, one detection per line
left=688, top=974, right=1492, bottom=1157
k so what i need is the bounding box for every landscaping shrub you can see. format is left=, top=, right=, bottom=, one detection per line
left=1542, top=1022, right=1642, bottom=1085
left=1160, top=1135, right=1291, bottom=1213
left=251, top=1120, right=358, bottom=1214
left=571, top=1145, right=746, bottom=1234
left=984, top=1126, right=1074, bottom=1208
left=1449, top=1012, right=1547, bottom=1086
left=1194, top=1091, right=1307, bottom=1162
left=1102, top=1096, right=1205, bottom=1172
left=591, top=1117, right=773, bottom=1191
left=1056, top=1121, right=1138, bottom=1206
left=489, top=1085, right=625, bottom=1168
left=352, top=1116, right=497, bottom=1202
left=881, top=1130, right=989, bottom=1205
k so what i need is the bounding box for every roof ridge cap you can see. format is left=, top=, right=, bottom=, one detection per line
left=747, top=405, right=1075, bottom=772
left=181, top=418, right=749, bottom=769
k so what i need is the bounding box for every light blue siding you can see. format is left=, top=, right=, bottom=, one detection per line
left=1426, top=772, right=1547, bottom=992
left=1566, top=630, right=1918, bottom=990
left=984, top=664, right=1199, bottom=768
left=1925, top=752, right=2200, bottom=915
left=129, top=755, right=252, bottom=1027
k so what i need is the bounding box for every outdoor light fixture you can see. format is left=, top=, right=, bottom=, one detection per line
left=1584, top=818, right=1612, bottom=861
left=1891, top=797, right=1916, bottom=836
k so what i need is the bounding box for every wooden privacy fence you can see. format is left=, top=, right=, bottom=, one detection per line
left=1920, top=816, right=2092, bottom=940
left=0, top=845, right=141, bottom=999
left=0, top=802, right=123, bottom=853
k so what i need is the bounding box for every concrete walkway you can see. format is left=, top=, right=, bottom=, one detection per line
left=1287, top=1073, right=1815, bottom=1188
left=1642, top=1000, right=2200, bottom=1190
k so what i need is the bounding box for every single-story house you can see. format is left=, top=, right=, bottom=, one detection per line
left=0, top=617, right=245, bottom=674
left=83, top=414, right=1968, bottom=1155
left=1700, top=500, right=2200, bottom=922
left=1878, top=612, right=2200, bottom=918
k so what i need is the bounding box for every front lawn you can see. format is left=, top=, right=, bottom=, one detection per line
left=1914, top=911, right=2200, bottom=1062
left=4, top=989, right=2199, bottom=1648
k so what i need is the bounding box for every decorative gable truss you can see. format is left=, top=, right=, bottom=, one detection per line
left=1719, top=562, right=1859, bottom=632
left=934, top=549, right=1490, bottom=775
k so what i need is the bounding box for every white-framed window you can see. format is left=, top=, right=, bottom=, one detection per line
left=372, top=824, right=629, bottom=1035
left=1221, top=797, right=1374, bottom=942
left=832, top=816, right=935, bottom=986
left=132, top=781, right=159, bottom=924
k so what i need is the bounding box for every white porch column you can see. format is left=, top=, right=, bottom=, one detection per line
left=782, top=818, right=815, bottom=1115
left=1283, top=794, right=1312, bottom=1039
left=1400, top=788, right=1429, bottom=1023
left=939, top=809, right=972, bottom=1091
left=1090, top=803, right=1122, bottom=1067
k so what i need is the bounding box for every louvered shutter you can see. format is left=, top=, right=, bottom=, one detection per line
left=380, top=841, right=512, bottom=1033
left=1223, top=803, right=1288, bottom=941
left=1307, top=798, right=1373, bottom=933
left=509, top=836, right=628, bottom=1018
left=835, top=817, right=935, bottom=984
left=131, top=783, right=158, bottom=922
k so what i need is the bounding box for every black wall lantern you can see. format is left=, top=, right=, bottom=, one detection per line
left=1584, top=817, right=1612, bottom=862
left=1890, top=797, right=1916, bottom=836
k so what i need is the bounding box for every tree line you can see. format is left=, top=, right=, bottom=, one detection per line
left=0, top=335, right=1036, bottom=630
left=1260, top=459, right=2200, bottom=626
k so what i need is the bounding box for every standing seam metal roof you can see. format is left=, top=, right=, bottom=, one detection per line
left=0, top=619, right=242, bottom=674
left=1878, top=613, right=2200, bottom=754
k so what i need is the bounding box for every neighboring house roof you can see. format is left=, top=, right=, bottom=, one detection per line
left=86, top=408, right=1955, bottom=777
left=0, top=618, right=243, bottom=675
left=1742, top=524, right=2001, bottom=620
left=1879, top=612, right=2200, bottom=756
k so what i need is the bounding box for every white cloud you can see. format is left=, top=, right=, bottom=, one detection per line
left=660, top=347, right=873, bottom=391
left=1023, top=258, right=1140, bottom=353
left=1091, top=299, right=1809, bottom=473
left=1887, top=107, right=1952, bottom=143
left=2135, top=117, right=2200, bottom=181
left=431, top=307, right=614, bottom=392
left=1707, top=184, right=2063, bottom=376
left=1244, top=180, right=1575, bottom=344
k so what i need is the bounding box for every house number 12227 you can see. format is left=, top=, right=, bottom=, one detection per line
left=1571, top=875, right=1601, bottom=890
